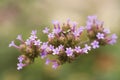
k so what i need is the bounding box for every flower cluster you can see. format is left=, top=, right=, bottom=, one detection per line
left=9, top=16, right=118, bottom=70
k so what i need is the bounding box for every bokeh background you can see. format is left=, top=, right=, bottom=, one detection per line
left=0, top=0, right=120, bottom=80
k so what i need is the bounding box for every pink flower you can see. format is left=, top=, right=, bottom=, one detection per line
left=9, top=41, right=19, bottom=49
left=91, top=40, right=99, bottom=49
left=52, top=61, right=59, bottom=69
left=34, top=40, right=42, bottom=46
left=43, top=27, right=50, bottom=34
left=96, top=33, right=105, bottom=39
left=65, top=47, right=73, bottom=56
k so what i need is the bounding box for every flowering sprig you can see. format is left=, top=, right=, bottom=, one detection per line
left=9, top=16, right=118, bottom=70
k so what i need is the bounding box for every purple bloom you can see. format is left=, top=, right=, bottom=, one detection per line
left=53, top=28, right=61, bottom=34
left=52, top=48, right=60, bottom=55
left=108, top=39, right=116, bottom=45
left=73, top=31, right=80, bottom=37
left=29, top=35, right=37, bottom=41
left=108, top=34, right=117, bottom=45
left=74, top=46, right=82, bottom=53
left=53, top=26, right=61, bottom=34
left=87, top=15, right=97, bottom=22
left=16, top=35, right=23, bottom=42
left=47, top=45, right=54, bottom=51
left=52, top=20, right=59, bottom=25
left=48, top=33, right=55, bottom=39
left=9, top=41, right=19, bottom=49
left=45, top=58, right=51, bottom=65
left=17, top=63, right=25, bottom=70
left=31, top=30, right=37, bottom=35
left=67, top=18, right=71, bottom=24
left=73, top=27, right=84, bottom=37
left=91, top=40, right=99, bottom=49
left=85, top=44, right=91, bottom=50
left=40, top=50, right=47, bottom=59
left=25, top=39, right=31, bottom=45
left=9, top=41, right=15, bottom=47
left=82, top=44, right=91, bottom=53
left=96, top=33, right=105, bottom=39
left=52, top=20, right=61, bottom=29
left=52, top=61, right=59, bottom=69
left=82, top=48, right=88, bottom=53
left=96, top=20, right=103, bottom=27
left=18, top=56, right=24, bottom=63
left=65, top=47, right=73, bottom=57
left=103, top=28, right=110, bottom=34
left=58, top=45, right=64, bottom=51
left=86, top=22, right=92, bottom=30
left=111, top=34, right=118, bottom=39
left=86, top=15, right=97, bottom=30
left=43, top=27, right=49, bottom=34
left=41, top=42, right=48, bottom=50
left=72, top=21, right=77, bottom=27
left=72, top=21, right=77, bottom=31
left=78, top=27, right=84, bottom=33
left=34, top=40, right=42, bottom=46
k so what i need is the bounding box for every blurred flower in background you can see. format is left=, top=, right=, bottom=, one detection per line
left=0, top=0, right=120, bottom=80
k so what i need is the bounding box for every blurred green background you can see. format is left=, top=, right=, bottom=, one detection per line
left=0, top=0, right=120, bottom=80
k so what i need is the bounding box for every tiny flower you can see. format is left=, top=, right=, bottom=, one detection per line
left=9, top=41, right=19, bottom=49
left=108, top=39, right=116, bottom=45
left=43, top=27, right=50, bottom=34
left=82, top=44, right=91, bottom=53
left=78, top=27, right=84, bottom=33
left=65, top=47, right=73, bottom=57
left=103, top=28, right=110, bottom=34
left=86, top=15, right=98, bottom=30
left=52, top=61, right=59, bottom=69
left=47, top=45, right=54, bottom=51
left=29, top=35, right=37, bottom=41
left=73, top=27, right=84, bottom=37
left=111, top=34, right=118, bottom=39
left=87, top=15, right=97, bottom=22
left=74, top=46, right=82, bottom=53
left=17, top=63, right=25, bottom=70
left=52, top=20, right=59, bottom=25
left=82, top=48, right=88, bottom=53
left=40, top=50, right=47, bottom=59
left=91, top=40, right=99, bottom=49
left=72, top=21, right=77, bottom=27
left=72, top=21, right=77, bottom=31
left=85, top=44, right=91, bottom=51
left=108, top=34, right=118, bottom=45
left=53, top=28, right=61, bottom=34
left=48, top=33, right=55, bottom=39
left=73, top=31, right=80, bottom=37
left=58, top=45, right=64, bottom=51
left=9, top=41, right=15, bottom=47
left=52, top=20, right=61, bottom=29
left=52, top=48, right=60, bottom=55
left=34, top=39, right=42, bottom=46
left=96, top=33, right=105, bottom=39
left=86, top=22, right=92, bottom=30
left=18, top=56, right=24, bottom=63
left=67, top=18, right=71, bottom=24
left=95, top=20, right=103, bottom=27
left=45, top=58, right=51, bottom=65
left=41, top=42, right=48, bottom=50
left=25, top=39, right=31, bottom=45
left=16, top=35, right=23, bottom=42
left=31, top=30, right=37, bottom=35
